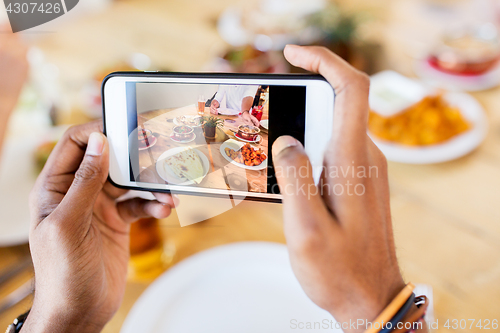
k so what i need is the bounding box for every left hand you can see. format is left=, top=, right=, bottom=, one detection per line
left=242, top=110, right=260, bottom=126
left=24, top=121, right=176, bottom=333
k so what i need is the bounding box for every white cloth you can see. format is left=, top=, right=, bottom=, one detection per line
left=214, top=85, right=258, bottom=112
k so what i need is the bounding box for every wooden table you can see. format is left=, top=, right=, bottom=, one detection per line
left=0, top=0, right=499, bottom=332
left=137, top=105, right=269, bottom=193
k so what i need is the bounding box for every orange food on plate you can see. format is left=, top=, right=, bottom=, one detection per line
left=368, top=95, right=470, bottom=146
left=225, top=143, right=267, bottom=166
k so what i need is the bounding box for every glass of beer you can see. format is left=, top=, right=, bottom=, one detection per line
left=128, top=217, right=175, bottom=282
left=197, top=95, right=205, bottom=115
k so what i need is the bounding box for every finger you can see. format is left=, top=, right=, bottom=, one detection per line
left=272, top=136, right=332, bottom=231
left=283, top=45, right=370, bottom=146
left=41, top=121, right=103, bottom=180
left=102, top=182, right=128, bottom=200
left=152, top=192, right=179, bottom=207
left=116, top=198, right=172, bottom=223
left=55, top=132, right=108, bottom=222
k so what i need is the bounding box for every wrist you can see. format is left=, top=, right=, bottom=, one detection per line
left=329, top=280, right=406, bottom=333
left=22, top=298, right=106, bottom=333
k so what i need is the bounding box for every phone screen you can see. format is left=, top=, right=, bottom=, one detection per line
left=125, top=81, right=306, bottom=195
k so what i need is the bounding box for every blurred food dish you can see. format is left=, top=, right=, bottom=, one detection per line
left=220, top=140, right=267, bottom=171
left=369, top=95, right=470, bottom=146
left=224, top=143, right=267, bottom=167
left=416, top=25, right=500, bottom=91
left=209, top=45, right=288, bottom=74
left=120, top=242, right=337, bottom=333
left=428, top=30, right=500, bottom=76
left=369, top=72, right=487, bottom=164
left=217, top=1, right=325, bottom=50
left=171, top=125, right=194, bottom=141
left=156, top=147, right=209, bottom=185
left=82, top=53, right=152, bottom=119
left=237, top=124, right=260, bottom=141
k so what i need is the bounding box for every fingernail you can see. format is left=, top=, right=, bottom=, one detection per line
left=273, top=136, right=299, bottom=157
left=86, top=132, right=104, bottom=156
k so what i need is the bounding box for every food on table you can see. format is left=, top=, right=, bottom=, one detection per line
left=237, top=124, right=260, bottom=141
left=172, top=125, right=194, bottom=140
left=225, top=143, right=267, bottom=166
left=173, top=125, right=192, bottom=134
left=368, top=95, right=470, bottom=146
left=34, top=141, right=58, bottom=174
left=164, top=149, right=204, bottom=183
left=176, top=115, right=202, bottom=127
left=429, top=34, right=500, bottom=75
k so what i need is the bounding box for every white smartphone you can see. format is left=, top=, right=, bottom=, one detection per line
left=102, top=72, right=335, bottom=203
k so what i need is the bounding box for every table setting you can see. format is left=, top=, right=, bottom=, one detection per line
left=1, top=0, right=499, bottom=332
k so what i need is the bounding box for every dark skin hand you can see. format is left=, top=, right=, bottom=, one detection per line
left=272, top=45, right=407, bottom=333
left=23, top=121, right=177, bottom=333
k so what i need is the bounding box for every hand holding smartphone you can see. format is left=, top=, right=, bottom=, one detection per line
left=102, top=73, right=335, bottom=202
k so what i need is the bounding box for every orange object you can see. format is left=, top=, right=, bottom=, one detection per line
left=368, top=95, right=470, bottom=146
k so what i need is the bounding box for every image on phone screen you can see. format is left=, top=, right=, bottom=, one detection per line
left=124, top=81, right=306, bottom=196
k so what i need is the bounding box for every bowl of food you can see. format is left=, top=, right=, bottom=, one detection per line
left=237, top=124, right=260, bottom=141
left=429, top=27, right=500, bottom=75
left=172, top=125, right=194, bottom=140
left=138, top=128, right=154, bottom=146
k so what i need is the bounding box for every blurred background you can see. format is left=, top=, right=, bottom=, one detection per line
left=1, top=0, right=499, bottom=332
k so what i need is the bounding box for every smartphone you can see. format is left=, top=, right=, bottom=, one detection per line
left=102, top=72, right=335, bottom=203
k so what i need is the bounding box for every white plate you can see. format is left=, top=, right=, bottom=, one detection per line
left=155, top=147, right=209, bottom=185
left=217, top=107, right=240, bottom=116
left=414, top=59, right=500, bottom=92
left=220, top=139, right=267, bottom=171
left=260, top=119, right=269, bottom=130
left=0, top=136, right=37, bottom=246
left=121, top=242, right=336, bottom=333
left=0, top=125, right=68, bottom=246
left=369, top=91, right=488, bottom=164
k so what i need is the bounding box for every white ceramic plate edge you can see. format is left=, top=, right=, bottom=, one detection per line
left=120, top=242, right=291, bottom=333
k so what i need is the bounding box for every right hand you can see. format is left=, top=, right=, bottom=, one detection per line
left=272, top=45, right=405, bottom=332
left=210, top=99, right=219, bottom=115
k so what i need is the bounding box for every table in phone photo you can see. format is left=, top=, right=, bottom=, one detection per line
left=137, top=105, right=269, bottom=194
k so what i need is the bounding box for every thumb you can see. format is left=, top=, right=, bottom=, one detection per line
left=58, top=132, right=109, bottom=218
left=272, top=136, right=325, bottom=220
